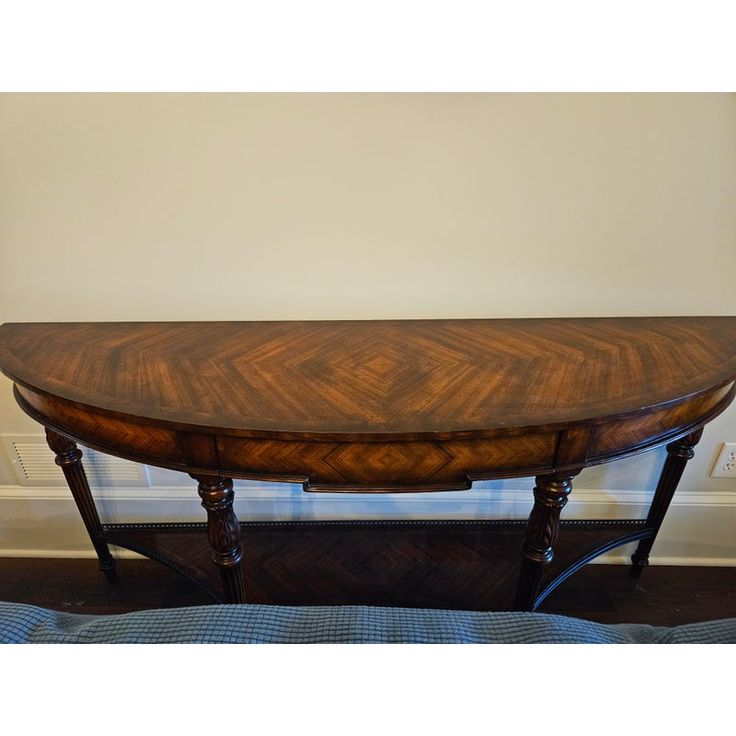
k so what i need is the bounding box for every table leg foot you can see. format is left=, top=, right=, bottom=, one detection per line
left=630, top=428, right=703, bottom=579
left=629, top=556, right=647, bottom=578
left=514, top=471, right=579, bottom=611
left=194, top=475, right=246, bottom=604
left=45, top=428, right=117, bottom=581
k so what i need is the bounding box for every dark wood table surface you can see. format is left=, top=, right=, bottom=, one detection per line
left=1, top=317, right=735, bottom=610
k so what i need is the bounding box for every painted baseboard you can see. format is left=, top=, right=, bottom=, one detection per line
left=1, top=483, right=735, bottom=565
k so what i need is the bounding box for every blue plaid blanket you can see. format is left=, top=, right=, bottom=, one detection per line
left=1, top=601, right=734, bottom=643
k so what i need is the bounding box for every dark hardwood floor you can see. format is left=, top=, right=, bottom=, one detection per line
left=1, top=557, right=734, bottom=626
left=541, top=564, right=736, bottom=626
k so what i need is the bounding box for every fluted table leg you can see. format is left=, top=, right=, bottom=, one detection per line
left=630, top=428, right=703, bottom=578
left=514, top=472, right=579, bottom=611
left=45, top=428, right=117, bottom=581
left=194, top=475, right=246, bottom=603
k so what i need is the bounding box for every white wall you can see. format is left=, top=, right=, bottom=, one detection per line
left=1, top=93, right=735, bottom=562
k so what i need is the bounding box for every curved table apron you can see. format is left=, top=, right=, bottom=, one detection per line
left=2, top=318, right=736, bottom=611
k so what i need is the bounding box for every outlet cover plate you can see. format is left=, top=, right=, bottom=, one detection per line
left=710, top=442, right=736, bottom=478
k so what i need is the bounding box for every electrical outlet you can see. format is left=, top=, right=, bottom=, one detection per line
left=710, top=442, right=736, bottom=478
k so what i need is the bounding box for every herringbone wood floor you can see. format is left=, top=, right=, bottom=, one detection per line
left=1, top=558, right=734, bottom=626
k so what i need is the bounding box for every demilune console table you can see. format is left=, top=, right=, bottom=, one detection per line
left=1, top=318, right=735, bottom=611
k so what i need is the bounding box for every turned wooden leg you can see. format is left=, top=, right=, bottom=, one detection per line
left=194, top=475, right=246, bottom=603
left=514, top=472, right=579, bottom=611
left=45, top=428, right=117, bottom=581
left=630, top=428, right=703, bottom=578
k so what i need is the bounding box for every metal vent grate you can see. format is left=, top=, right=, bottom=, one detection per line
left=2, top=435, right=149, bottom=488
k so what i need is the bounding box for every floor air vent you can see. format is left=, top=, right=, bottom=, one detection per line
left=2, top=435, right=150, bottom=488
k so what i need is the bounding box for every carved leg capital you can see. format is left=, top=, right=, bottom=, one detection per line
left=631, top=428, right=703, bottom=578
left=515, top=471, right=580, bottom=611
left=45, top=428, right=116, bottom=581
left=521, top=474, right=575, bottom=564
left=46, top=427, right=83, bottom=465
left=194, top=475, right=246, bottom=603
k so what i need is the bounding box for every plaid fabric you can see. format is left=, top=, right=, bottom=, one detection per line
left=1, top=601, right=734, bottom=644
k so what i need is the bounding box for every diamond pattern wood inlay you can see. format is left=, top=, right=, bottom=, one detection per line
left=2, top=318, right=736, bottom=488
left=2, top=318, right=736, bottom=438
left=2, top=318, right=736, bottom=607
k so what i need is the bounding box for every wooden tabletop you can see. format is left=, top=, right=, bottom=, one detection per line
left=2, top=317, right=736, bottom=440
left=6, top=318, right=735, bottom=612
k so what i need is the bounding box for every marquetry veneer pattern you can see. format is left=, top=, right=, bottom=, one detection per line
left=1, top=317, right=735, bottom=609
